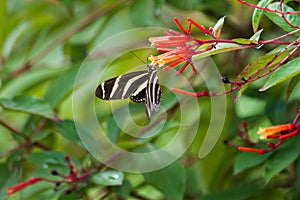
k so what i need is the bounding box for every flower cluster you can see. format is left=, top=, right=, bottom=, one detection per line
left=149, top=12, right=300, bottom=100
left=237, top=109, right=300, bottom=154
left=148, top=17, right=220, bottom=75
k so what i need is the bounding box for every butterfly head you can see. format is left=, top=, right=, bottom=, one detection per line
left=147, top=64, right=156, bottom=72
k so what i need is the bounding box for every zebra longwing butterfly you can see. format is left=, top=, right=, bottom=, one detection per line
left=95, top=64, right=162, bottom=117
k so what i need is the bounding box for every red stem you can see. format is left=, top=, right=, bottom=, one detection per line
left=237, top=0, right=300, bottom=15
left=292, top=109, right=300, bottom=125
left=248, top=38, right=300, bottom=81
left=0, top=120, right=29, bottom=141
left=251, top=41, right=300, bottom=82
left=260, top=29, right=300, bottom=44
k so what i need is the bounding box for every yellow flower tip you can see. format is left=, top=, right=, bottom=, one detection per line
left=157, top=58, right=165, bottom=66
left=148, top=55, right=155, bottom=61
left=148, top=37, right=154, bottom=42
left=148, top=55, right=166, bottom=67
left=258, top=127, right=269, bottom=139
left=257, top=124, right=293, bottom=139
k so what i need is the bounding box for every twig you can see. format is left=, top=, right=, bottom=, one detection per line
left=10, top=0, right=128, bottom=77
left=0, top=120, right=28, bottom=140
left=237, top=0, right=300, bottom=15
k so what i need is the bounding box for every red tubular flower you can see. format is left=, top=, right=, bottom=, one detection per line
left=6, top=177, right=43, bottom=195
left=148, top=32, right=196, bottom=71
left=238, top=146, right=268, bottom=154
left=187, top=17, right=209, bottom=34
left=148, top=17, right=214, bottom=74
left=236, top=110, right=300, bottom=154
left=171, top=88, right=209, bottom=97
left=173, top=17, right=188, bottom=35
left=257, top=124, right=294, bottom=139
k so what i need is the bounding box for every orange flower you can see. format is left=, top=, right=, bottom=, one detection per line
left=148, top=28, right=201, bottom=74
left=148, top=18, right=215, bottom=74
left=149, top=51, right=186, bottom=67
left=257, top=124, right=294, bottom=139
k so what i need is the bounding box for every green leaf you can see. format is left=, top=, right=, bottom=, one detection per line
left=185, top=164, right=205, bottom=196
left=200, top=184, right=262, bottom=200
left=165, top=0, right=203, bottom=10
left=286, top=159, right=300, bottom=199
left=232, top=30, right=263, bottom=45
left=212, top=16, right=226, bottom=38
left=44, top=67, right=78, bottom=107
left=154, top=0, right=165, bottom=16
left=194, top=43, right=243, bottom=60
left=265, top=98, right=287, bottom=124
left=111, top=179, right=131, bottom=199
left=25, top=151, right=73, bottom=168
left=130, top=0, right=161, bottom=26
left=232, top=38, right=255, bottom=45
left=2, top=22, right=31, bottom=59
left=233, top=46, right=292, bottom=101
left=0, top=68, right=66, bottom=97
left=286, top=74, right=300, bottom=101
left=234, top=152, right=271, bottom=174
left=107, top=115, right=121, bottom=143
left=31, top=130, right=51, bottom=141
left=55, top=119, right=84, bottom=147
left=91, top=170, right=124, bottom=186
left=57, top=189, right=85, bottom=200
left=265, top=2, right=300, bottom=34
left=143, top=160, right=186, bottom=200
left=0, top=95, right=58, bottom=121
left=260, top=57, right=300, bottom=91
left=0, top=163, right=18, bottom=200
left=264, top=136, right=300, bottom=182
left=235, top=46, right=291, bottom=82
left=252, top=0, right=272, bottom=32
left=249, top=29, right=263, bottom=42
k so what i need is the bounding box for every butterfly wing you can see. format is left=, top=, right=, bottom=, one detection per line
left=95, top=70, right=149, bottom=100
left=145, top=69, right=162, bottom=117
left=95, top=67, right=162, bottom=118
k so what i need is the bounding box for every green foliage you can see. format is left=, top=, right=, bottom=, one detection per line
left=261, top=57, right=300, bottom=91
left=234, top=46, right=293, bottom=101
left=234, top=152, right=272, bottom=174
left=252, top=0, right=272, bottom=32
left=264, top=135, right=300, bottom=182
left=0, top=0, right=299, bottom=199
left=265, top=3, right=300, bottom=34
left=143, top=160, right=186, bottom=200
left=55, top=119, right=84, bottom=147
left=91, top=170, right=124, bottom=186
left=0, top=95, right=57, bottom=121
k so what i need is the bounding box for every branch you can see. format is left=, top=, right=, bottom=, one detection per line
left=10, top=0, right=128, bottom=77
left=237, top=0, right=300, bottom=15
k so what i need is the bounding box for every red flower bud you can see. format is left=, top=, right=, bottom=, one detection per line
left=6, top=177, right=43, bottom=195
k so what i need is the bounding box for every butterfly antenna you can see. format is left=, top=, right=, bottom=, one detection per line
left=130, top=51, right=147, bottom=64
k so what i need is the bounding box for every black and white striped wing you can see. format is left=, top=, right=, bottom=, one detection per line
left=95, top=70, right=149, bottom=101
left=95, top=67, right=162, bottom=117
left=145, top=70, right=162, bottom=117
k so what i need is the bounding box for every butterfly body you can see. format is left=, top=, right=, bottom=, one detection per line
left=95, top=64, right=162, bottom=117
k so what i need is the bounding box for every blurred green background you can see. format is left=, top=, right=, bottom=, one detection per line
left=0, top=0, right=300, bottom=199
